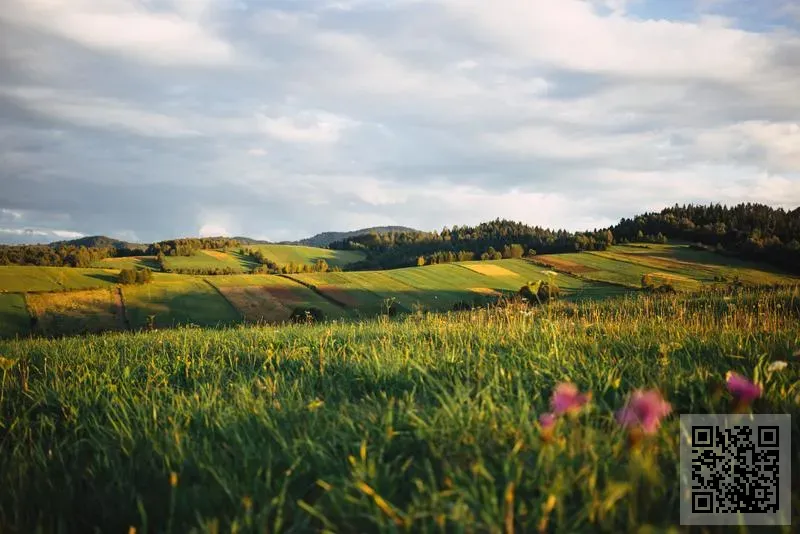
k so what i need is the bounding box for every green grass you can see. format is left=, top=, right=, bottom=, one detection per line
left=288, top=260, right=615, bottom=314
left=90, top=256, right=161, bottom=271
left=247, top=244, right=366, bottom=268
left=162, top=250, right=257, bottom=273
left=0, top=288, right=798, bottom=532
left=207, top=275, right=350, bottom=321
left=0, top=294, right=30, bottom=338
left=122, top=275, right=241, bottom=329
left=0, top=266, right=119, bottom=293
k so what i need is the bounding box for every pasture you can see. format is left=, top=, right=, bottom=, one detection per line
left=0, top=266, right=118, bottom=293
left=122, top=275, right=241, bottom=329
left=26, top=289, right=125, bottom=337
left=247, top=244, right=366, bottom=268
left=162, top=250, right=256, bottom=273
left=0, top=294, right=30, bottom=338
left=91, top=256, right=161, bottom=271
left=0, top=288, right=797, bottom=532
left=532, top=244, right=798, bottom=289
left=208, top=275, right=349, bottom=322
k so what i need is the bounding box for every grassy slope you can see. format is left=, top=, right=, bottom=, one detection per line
left=91, top=256, right=161, bottom=271
left=26, top=289, right=125, bottom=337
left=248, top=244, right=366, bottom=268
left=0, top=289, right=797, bottom=532
left=534, top=244, right=798, bottom=289
left=207, top=275, right=349, bottom=321
left=0, top=266, right=118, bottom=292
left=162, top=250, right=257, bottom=272
left=0, top=294, right=30, bottom=338
left=122, top=274, right=241, bottom=328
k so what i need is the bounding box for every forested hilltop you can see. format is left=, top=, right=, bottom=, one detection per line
left=330, top=203, right=799, bottom=273
left=611, top=204, right=800, bottom=272
left=1, top=203, right=797, bottom=272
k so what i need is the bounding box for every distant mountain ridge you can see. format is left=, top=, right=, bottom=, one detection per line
left=289, top=226, right=420, bottom=247
left=48, top=235, right=144, bottom=250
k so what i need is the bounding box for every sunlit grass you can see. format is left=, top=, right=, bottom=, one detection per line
left=0, top=288, right=798, bottom=532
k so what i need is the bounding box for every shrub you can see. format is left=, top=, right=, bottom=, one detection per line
left=119, top=268, right=153, bottom=285
left=519, top=281, right=560, bottom=304
left=290, top=307, right=324, bottom=324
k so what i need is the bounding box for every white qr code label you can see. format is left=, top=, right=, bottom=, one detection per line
left=680, top=414, right=791, bottom=526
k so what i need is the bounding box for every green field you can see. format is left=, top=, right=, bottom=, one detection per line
left=247, top=244, right=366, bottom=268
left=91, top=256, right=161, bottom=271
left=207, top=275, right=350, bottom=322
left=0, top=266, right=119, bottom=293
left=533, top=244, right=798, bottom=289
left=287, top=260, right=620, bottom=314
left=162, top=250, right=256, bottom=273
left=122, top=275, right=241, bottom=329
left=27, top=289, right=125, bottom=337
left=0, top=294, right=30, bottom=338
left=1, top=289, right=797, bottom=532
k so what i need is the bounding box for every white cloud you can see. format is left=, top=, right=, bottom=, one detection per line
left=0, top=86, right=198, bottom=138
left=257, top=111, right=358, bottom=144
left=199, top=224, right=230, bottom=237
left=0, top=0, right=235, bottom=66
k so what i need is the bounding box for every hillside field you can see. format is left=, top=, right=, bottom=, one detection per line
left=0, top=289, right=797, bottom=532
left=122, top=275, right=241, bottom=329
left=247, top=244, right=366, bottom=268
left=0, top=294, right=30, bottom=338
left=0, top=266, right=118, bottom=293
left=161, top=250, right=256, bottom=273
left=91, top=256, right=161, bottom=271
left=0, top=244, right=797, bottom=339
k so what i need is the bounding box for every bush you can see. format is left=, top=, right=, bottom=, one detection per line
left=119, top=268, right=153, bottom=285
left=519, top=281, right=560, bottom=304
left=290, top=307, right=324, bottom=324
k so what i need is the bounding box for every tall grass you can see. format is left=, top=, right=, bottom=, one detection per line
left=1, top=288, right=798, bottom=532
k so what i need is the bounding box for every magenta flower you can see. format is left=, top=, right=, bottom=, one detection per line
left=726, top=372, right=761, bottom=403
left=616, top=389, right=672, bottom=435
left=538, top=412, right=557, bottom=430
left=550, top=383, right=591, bottom=415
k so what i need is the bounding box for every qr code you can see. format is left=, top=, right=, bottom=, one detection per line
left=680, top=414, right=791, bottom=526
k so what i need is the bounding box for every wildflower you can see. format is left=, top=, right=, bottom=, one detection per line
left=538, top=412, right=556, bottom=430
left=169, top=472, right=179, bottom=488
left=725, top=372, right=761, bottom=403
left=767, top=361, right=788, bottom=373
left=616, top=389, right=672, bottom=435
left=550, top=383, right=591, bottom=415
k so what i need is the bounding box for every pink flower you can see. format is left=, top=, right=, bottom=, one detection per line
left=726, top=372, right=761, bottom=403
left=538, top=412, right=557, bottom=430
left=550, top=383, right=591, bottom=415
left=616, top=389, right=672, bottom=435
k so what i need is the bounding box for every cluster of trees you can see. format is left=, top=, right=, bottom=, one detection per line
left=118, top=268, right=153, bottom=285
left=161, top=266, right=241, bottom=275
left=0, top=244, right=117, bottom=267
left=416, top=244, right=537, bottom=266
left=146, top=238, right=240, bottom=257
left=612, top=203, right=800, bottom=272
left=332, top=219, right=613, bottom=270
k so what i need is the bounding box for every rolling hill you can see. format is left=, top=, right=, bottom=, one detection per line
left=292, top=226, right=419, bottom=247
left=48, top=235, right=144, bottom=250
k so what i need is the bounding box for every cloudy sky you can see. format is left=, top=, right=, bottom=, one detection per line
left=1, top=0, right=799, bottom=244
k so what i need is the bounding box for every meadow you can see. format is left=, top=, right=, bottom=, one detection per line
left=122, top=275, right=241, bottom=329
left=91, top=256, right=161, bottom=271
left=162, top=250, right=257, bottom=273
left=0, top=288, right=798, bottom=532
left=0, top=266, right=118, bottom=293
left=247, top=244, right=366, bottom=268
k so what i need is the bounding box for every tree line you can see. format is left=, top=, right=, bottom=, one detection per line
left=612, top=203, right=800, bottom=272
left=329, top=219, right=613, bottom=270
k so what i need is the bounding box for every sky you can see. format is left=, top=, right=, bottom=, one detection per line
left=0, top=0, right=799, bottom=244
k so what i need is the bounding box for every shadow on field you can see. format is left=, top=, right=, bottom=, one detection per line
left=85, top=272, right=121, bottom=284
